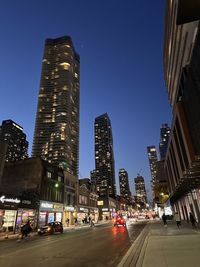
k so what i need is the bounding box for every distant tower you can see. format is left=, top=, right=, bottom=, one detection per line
left=94, top=113, right=116, bottom=197
left=147, top=146, right=158, bottom=192
left=134, top=175, right=147, bottom=203
left=0, top=119, right=28, bottom=162
left=32, top=36, right=80, bottom=176
left=119, top=168, right=131, bottom=202
left=159, top=123, right=171, bottom=160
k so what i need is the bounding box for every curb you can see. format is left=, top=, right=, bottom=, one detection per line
left=117, top=223, right=150, bottom=267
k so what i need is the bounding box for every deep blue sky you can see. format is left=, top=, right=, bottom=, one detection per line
left=0, top=0, right=171, bottom=200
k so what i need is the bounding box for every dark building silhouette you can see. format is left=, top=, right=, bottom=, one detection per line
left=134, top=175, right=147, bottom=204
left=164, top=0, right=200, bottom=221
left=119, top=168, right=131, bottom=202
left=159, top=123, right=171, bottom=160
left=32, top=36, right=80, bottom=176
left=0, top=120, right=28, bottom=163
left=94, top=113, right=116, bottom=197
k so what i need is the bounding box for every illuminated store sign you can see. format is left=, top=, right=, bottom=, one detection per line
left=65, top=206, right=75, bottom=211
left=0, top=195, right=20, bottom=204
left=80, top=207, right=89, bottom=212
left=41, top=202, right=53, bottom=209
left=102, top=208, right=108, bottom=211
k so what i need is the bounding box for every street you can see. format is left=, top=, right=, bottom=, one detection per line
left=0, top=221, right=146, bottom=267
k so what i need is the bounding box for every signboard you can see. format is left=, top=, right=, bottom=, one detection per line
left=79, top=207, right=89, bottom=213
left=0, top=195, right=20, bottom=204
left=97, top=200, right=104, bottom=206
left=102, top=208, right=108, bottom=211
left=64, top=206, right=75, bottom=212
left=40, top=202, right=53, bottom=209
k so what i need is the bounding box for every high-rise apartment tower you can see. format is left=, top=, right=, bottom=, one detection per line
left=119, top=168, right=131, bottom=202
left=32, top=36, right=80, bottom=176
left=0, top=120, right=28, bottom=162
left=94, top=113, right=116, bottom=197
left=147, top=146, right=158, bottom=191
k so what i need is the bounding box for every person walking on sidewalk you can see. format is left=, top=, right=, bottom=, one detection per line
left=189, top=212, right=196, bottom=228
left=174, top=212, right=181, bottom=228
left=162, top=213, right=167, bottom=226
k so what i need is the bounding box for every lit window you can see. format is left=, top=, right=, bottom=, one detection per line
left=47, top=171, right=52, bottom=178
left=60, top=62, right=70, bottom=70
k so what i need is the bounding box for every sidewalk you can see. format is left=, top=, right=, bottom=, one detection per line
left=0, top=220, right=111, bottom=241
left=119, top=220, right=200, bottom=267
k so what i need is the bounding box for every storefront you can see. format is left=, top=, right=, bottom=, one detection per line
left=0, top=194, right=39, bottom=233
left=89, top=208, right=99, bottom=223
left=76, top=206, right=99, bottom=224
left=39, top=201, right=63, bottom=227
left=63, top=206, right=75, bottom=226
left=76, top=207, right=89, bottom=224
left=16, top=199, right=38, bottom=230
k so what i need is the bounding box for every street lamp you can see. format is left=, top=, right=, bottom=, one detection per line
left=55, top=183, right=59, bottom=188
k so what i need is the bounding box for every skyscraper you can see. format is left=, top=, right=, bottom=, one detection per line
left=32, top=36, right=80, bottom=176
left=119, top=168, right=131, bottom=202
left=159, top=123, right=171, bottom=160
left=94, top=113, right=116, bottom=197
left=134, top=175, right=147, bottom=204
left=147, top=146, right=158, bottom=191
left=0, top=119, right=28, bottom=162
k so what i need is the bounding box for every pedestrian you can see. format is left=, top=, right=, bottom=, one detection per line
left=189, top=212, right=196, bottom=228
left=66, top=218, right=69, bottom=226
left=174, top=212, right=181, bottom=228
left=21, top=220, right=32, bottom=239
left=74, top=217, right=78, bottom=226
left=90, top=218, right=95, bottom=227
left=162, top=213, right=167, bottom=226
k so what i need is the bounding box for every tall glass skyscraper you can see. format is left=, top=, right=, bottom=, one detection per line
left=94, top=113, right=116, bottom=197
left=147, top=146, right=158, bottom=191
left=119, top=168, right=131, bottom=202
left=159, top=123, right=171, bottom=160
left=32, top=36, right=80, bottom=176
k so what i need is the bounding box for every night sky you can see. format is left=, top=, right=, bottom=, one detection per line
left=0, top=0, right=171, bottom=200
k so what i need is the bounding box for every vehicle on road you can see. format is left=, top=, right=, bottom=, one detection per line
left=113, top=216, right=126, bottom=227
left=38, top=222, right=63, bottom=235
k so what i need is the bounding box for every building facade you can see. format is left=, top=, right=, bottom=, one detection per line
left=147, top=146, right=158, bottom=193
left=164, top=0, right=200, bottom=221
left=76, top=178, right=99, bottom=224
left=119, top=168, right=131, bottom=203
left=134, top=175, right=147, bottom=204
left=159, top=123, right=171, bottom=160
left=0, top=120, right=28, bottom=163
left=32, top=36, right=80, bottom=176
left=0, top=157, right=78, bottom=231
left=94, top=113, right=116, bottom=197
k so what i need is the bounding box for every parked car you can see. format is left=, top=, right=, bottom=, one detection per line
left=113, top=216, right=126, bottom=227
left=38, top=222, right=63, bottom=235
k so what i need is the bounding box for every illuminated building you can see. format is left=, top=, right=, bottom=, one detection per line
left=32, top=36, right=80, bottom=176
left=147, top=146, right=158, bottom=191
left=159, top=123, right=171, bottom=160
left=94, top=113, right=116, bottom=197
left=119, top=168, right=131, bottom=202
left=0, top=120, right=28, bottom=162
left=134, top=175, right=147, bottom=204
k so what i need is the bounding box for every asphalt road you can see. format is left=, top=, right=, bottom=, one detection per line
left=0, top=221, right=147, bottom=267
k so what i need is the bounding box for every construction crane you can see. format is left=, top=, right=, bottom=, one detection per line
left=137, top=168, right=142, bottom=176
